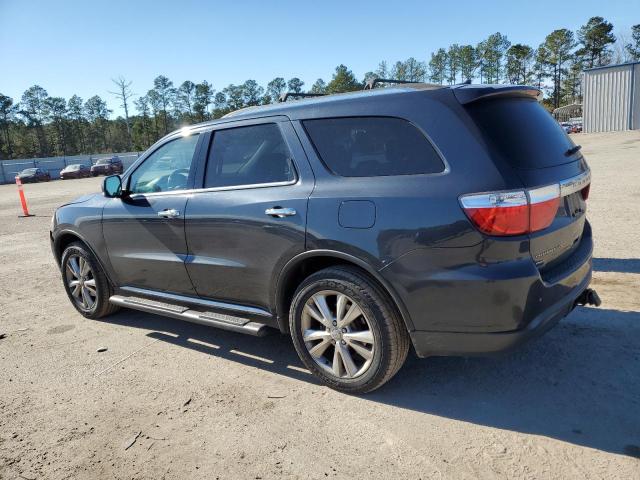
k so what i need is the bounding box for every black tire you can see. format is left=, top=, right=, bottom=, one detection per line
left=60, top=241, right=119, bottom=319
left=289, top=266, right=410, bottom=394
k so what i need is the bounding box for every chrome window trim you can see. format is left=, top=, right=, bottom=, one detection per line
left=128, top=178, right=299, bottom=199
left=203, top=121, right=299, bottom=190
left=560, top=169, right=591, bottom=197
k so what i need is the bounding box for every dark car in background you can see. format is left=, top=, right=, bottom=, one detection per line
left=60, top=164, right=91, bottom=179
left=17, top=167, right=50, bottom=183
left=90, top=156, right=123, bottom=176
left=50, top=83, right=600, bottom=393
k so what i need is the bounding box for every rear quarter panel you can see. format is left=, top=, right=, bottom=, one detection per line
left=294, top=89, right=524, bottom=269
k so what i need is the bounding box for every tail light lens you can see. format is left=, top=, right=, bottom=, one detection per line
left=460, top=191, right=529, bottom=235
left=461, top=184, right=562, bottom=236
left=528, top=184, right=560, bottom=232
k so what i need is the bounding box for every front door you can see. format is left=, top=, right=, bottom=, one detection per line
left=184, top=120, right=314, bottom=312
left=102, top=132, right=202, bottom=295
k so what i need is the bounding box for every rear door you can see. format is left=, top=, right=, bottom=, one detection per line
left=184, top=118, right=314, bottom=312
left=465, top=96, right=590, bottom=271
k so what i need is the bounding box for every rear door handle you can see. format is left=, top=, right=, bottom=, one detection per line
left=158, top=208, right=180, bottom=218
left=265, top=207, right=296, bottom=218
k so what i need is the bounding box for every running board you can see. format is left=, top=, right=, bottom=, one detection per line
left=109, top=295, right=270, bottom=336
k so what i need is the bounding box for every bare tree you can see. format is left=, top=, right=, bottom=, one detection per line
left=612, top=30, right=633, bottom=64
left=110, top=76, right=134, bottom=149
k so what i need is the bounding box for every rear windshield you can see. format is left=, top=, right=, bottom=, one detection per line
left=303, top=117, right=445, bottom=177
left=466, top=98, right=577, bottom=169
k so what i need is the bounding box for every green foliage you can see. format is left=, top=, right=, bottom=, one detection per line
left=266, top=77, right=286, bottom=103
left=326, top=65, right=361, bottom=93
left=577, top=16, right=616, bottom=68
left=538, top=28, right=576, bottom=109
left=241, top=79, right=264, bottom=106
left=0, top=15, right=628, bottom=160
left=446, top=45, right=461, bottom=84
left=627, top=24, right=640, bottom=61
left=429, top=48, right=447, bottom=84
left=478, top=33, right=511, bottom=83
left=152, top=75, right=175, bottom=134
left=176, top=81, right=196, bottom=121
left=310, top=78, right=327, bottom=94
left=0, top=94, right=17, bottom=158
left=193, top=81, right=214, bottom=122
left=458, top=45, right=477, bottom=82
left=287, top=78, right=305, bottom=93
left=506, top=44, right=534, bottom=84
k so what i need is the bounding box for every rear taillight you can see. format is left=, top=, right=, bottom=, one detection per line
left=581, top=184, right=590, bottom=200
left=461, top=171, right=590, bottom=237
left=460, top=191, right=529, bottom=236
left=528, top=184, right=560, bottom=232
left=461, top=184, right=562, bottom=236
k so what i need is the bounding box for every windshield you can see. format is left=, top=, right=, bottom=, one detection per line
left=96, top=159, right=110, bottom=165
left=67, top=164, right=81, bottom=170
left=21, top=168, right=37, bottom=174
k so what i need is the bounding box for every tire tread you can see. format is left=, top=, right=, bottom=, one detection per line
left=289, top=265, right=410, bottom=394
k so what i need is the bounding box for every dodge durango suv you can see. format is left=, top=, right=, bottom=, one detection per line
left=50, top=83, right=600, bottom=393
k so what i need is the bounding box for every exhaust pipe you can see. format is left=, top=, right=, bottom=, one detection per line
left=575, top=288, right=601, bottom=307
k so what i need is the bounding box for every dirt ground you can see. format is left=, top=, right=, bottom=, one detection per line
left=1, top=131, right=639, bottom=480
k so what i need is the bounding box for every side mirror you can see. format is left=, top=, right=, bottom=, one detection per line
left=103, top=175, right=123, bottom=198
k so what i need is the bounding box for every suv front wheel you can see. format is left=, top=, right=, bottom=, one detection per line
left=61, top=241, right=119, bottom=319
left=289, top=266, right=410, bottom=394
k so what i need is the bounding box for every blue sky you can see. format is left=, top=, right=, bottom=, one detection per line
left=1, top=0, right=638, bottom=116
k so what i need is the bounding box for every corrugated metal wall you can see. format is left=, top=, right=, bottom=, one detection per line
left=633, top=64, right=640, bottom=130
left=583, top=63, right=639, bottom=133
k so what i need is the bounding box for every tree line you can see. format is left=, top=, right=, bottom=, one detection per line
left=1, top=17, right=638, bottom=160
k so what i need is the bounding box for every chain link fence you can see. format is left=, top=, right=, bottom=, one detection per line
left=0, top=152, right=141, bottom=184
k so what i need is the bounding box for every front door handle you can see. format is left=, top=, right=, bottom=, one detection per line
left=158, top=208, right=180, bottom=218
left=265, top=207, right=296, bottom=218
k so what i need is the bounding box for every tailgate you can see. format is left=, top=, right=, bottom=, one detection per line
left=464, top=94, right=592, bottom=273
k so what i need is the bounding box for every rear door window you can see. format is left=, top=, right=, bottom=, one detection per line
left=204, top=123, right=296, bottom=188
left=303, top=117, right=445, bottom=177
left=466, top=98, right=578, bottom=169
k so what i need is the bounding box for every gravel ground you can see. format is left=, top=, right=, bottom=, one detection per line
left=0, top=131, right=639, bottom=480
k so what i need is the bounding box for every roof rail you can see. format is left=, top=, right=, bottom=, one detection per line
left=278, top=92, right=326, bottom=103
left=363, top=78, right=424, bottom=90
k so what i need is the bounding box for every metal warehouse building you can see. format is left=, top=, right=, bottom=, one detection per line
left=583, top=61, right=640, bottom=133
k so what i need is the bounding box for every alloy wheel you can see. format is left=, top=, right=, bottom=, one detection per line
left=65, top=255, right=97, bottom=311
left=301, top=290, right=375, bottom=379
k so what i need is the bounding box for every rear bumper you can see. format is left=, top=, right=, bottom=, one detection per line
left=410, top=266, right=591, bottom=357
left=381, top=223, right=594, bottom=357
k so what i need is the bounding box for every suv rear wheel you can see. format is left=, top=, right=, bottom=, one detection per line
left=289, top=266, right=410, bottom=394
left=61, top=241, right=119, bottom=319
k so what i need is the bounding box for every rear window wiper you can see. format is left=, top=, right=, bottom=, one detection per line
left=565, top=145, right=582, bottom=157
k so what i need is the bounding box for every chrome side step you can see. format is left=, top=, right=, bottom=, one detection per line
left=109, top=295, right=270, bottom=336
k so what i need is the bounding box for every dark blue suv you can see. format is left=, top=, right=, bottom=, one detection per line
left=50, top=83, right=599, bottom=393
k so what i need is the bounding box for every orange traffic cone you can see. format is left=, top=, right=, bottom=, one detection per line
left=15, top=176, right=34, bottom=217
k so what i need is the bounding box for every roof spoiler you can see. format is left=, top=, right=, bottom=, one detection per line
left=453, top=85, right=543, bottom=105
